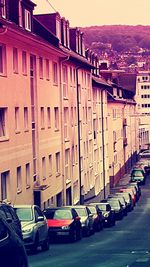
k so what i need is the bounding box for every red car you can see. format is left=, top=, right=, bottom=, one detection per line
left=43, top=207, right=82, bottom=242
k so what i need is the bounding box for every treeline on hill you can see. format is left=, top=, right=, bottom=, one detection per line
left=80, top=25, right=150, bottom=53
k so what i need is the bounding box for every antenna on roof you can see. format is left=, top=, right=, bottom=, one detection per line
left=45, top=0, right=57, bottom=13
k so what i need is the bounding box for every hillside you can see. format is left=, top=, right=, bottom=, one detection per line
left=80, top=25, right=150, bottom=53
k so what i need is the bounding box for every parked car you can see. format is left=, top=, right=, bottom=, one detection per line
left=135, top=158, right=150, bottom=174
left=114, top=192, right=134, bottom=212
left=14, top=205, right=49, bottom=252
left=130, top=168, right=146, bottom=185
left=0, top=210, right=28, bottom=267
left=43, top=206, right=82, bottom=242
left=127, top=182, right=141, bottom=201
left=108, top=194, right=128, bottom=216
left=101, top=198, right=124, bottom=220
left=0, top=202, right=22, bottom=240
left=86, top=204, right=103, bottom=231
left=71, top=205, right=94, bottom=237
left=139, top=149, right=150, bottom=158
left=93, top=202, right=115, bottom=227
left=119, top=187, right=136, bottom=205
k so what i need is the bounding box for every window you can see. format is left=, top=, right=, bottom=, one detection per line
left=0, top=108, right=7, bottom=138
left=1, top=0, right=6, bottom=18
left=71, top=107, right=73, bottom=126
left=1, top=171, right=9, bottom=201
left=24, top=107, right=29, bottom=131
left=47, top=107, right=51, bottom=128
left=39, top=57, right=43, bottom=79
left=88, top=107, right=92, bottom=132
left=0, top=43, right=6, bottom=75
left=17, top=166, right=22, bottom=193
left=54, top=107, right=59, bottom=130
left=45, top=59, right=50, bottom=80
left=56, top=152, right=60, bottom=175
left=15, top=107, right=20, bottom=133
left=48, top=155, right=52, bottom=176
left=13, top=48, right=18, bottom=73
left=75, top=145, right=78, bottom=164
left=22, top=51, right=27, bottom=75
left=72, top=146, right=75, bottom=166
left=42, top=157, right=46, bottom=180
left=89, top=140, right=93, bottom=165
left=25, top=9, right=31, bottom=31
left=62, top=65, right=68, bottom=98
left=26, top=163, right=30, bottom=188
left=53, top=62, right=58, bottom=85
left=56, top=19, right=61, bottom=40
left=64, top=107, right=69, bottom=140
left=65, top=149, right=70, bottom=180
left=40, top=107, right=45, bottom=129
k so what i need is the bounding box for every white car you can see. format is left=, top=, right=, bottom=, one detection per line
left=139, top=150, right=150, bottom=158
left=14, top=205, right=49, bottom=252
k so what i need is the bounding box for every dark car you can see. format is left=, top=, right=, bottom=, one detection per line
left=0, top=211, right=28, bottom=267
left=130, top=168, right=146, bottom=185
left=114, top=192, right=134, bottom=212
left=108, top=194, right=128, bottom=216
left=43, top=207, right=82, bottom=242
left=102, top=198, right=124, bottom=220
left=87, top=204, right=103, bottom=231
left=94, top=202, right=115, bottom=227
left=0, top=202, right=22, bottom=240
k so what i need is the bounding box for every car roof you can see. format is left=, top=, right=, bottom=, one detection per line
left=14, top=205, right=38, bottom=208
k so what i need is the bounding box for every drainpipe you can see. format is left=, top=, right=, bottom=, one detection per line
left=76, top=66, right=84, bottom=204
left=59, top=56, right=69, bottom=206
left=101, top=89, right=106, bottom=199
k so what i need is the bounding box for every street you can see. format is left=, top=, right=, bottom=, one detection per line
left=28, top=177, right=150, bottom=267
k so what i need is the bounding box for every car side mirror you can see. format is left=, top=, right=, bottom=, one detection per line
left=75, top=216, right=81, bottom=221
left=37, top=216, right=44, bottom=222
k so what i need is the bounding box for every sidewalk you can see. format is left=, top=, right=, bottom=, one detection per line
left=110, top=170, right=132, bottom=194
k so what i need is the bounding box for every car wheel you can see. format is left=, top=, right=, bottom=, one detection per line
left=31, top=234, right=39, bottom=253
left=70, top=229, right=77, bottom=242
left=41, top=238, right=49, bottom=251
left=77, top=228, right=82, bottom=240
left=85, top=226, right=90, bottom=237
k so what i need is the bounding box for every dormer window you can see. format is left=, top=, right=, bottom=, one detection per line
left=1, top=0, right=6, bottom=18
left=25, top=9, right=31, bottom=31
left=56, top=18, right=61, bottom=40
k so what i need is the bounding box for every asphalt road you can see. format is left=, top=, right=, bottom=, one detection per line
left=28, top=177, right=150, bottom=267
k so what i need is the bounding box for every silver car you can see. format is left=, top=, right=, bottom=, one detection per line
left=14, top=205, right=49, bottom=252
left=72, top=205, right=94, bottom=237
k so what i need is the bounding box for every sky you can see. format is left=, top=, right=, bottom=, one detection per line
left=33, top=0, right=150, bottom=28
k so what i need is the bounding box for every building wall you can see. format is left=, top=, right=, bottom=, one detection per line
left=108, top=100, right=138, bottom=187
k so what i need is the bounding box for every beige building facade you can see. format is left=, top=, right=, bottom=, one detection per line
left=0, top=0, right=139, bottom=208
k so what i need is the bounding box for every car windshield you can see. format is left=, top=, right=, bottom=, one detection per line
left=15, top=208, right=33, bottom=221
left=107, top=200, right=120, bottom=209
left=97, top=204, right=107, bottom=211
left=132, top=170, right=143, bottom=177
left=74, top=208, right=87, bottom=216
left=44, top=209, right=72, bottom=220
left=88, top=206, right=96, bottom=214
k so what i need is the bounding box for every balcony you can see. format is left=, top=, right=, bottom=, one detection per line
left=123, top=137, right=128, bottom=146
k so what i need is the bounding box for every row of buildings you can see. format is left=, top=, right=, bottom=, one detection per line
left=0, top=0, right=149, bottom=209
